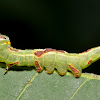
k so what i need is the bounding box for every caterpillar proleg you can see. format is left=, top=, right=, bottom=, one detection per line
left=0, top=34, right=100, bottom=77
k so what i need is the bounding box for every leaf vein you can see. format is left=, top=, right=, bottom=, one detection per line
left=16, top=73, right=39, bottom=100
left=70, top=79, right=89, bottom=100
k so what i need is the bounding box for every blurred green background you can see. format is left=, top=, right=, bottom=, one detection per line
left=0, top=0, right=100, bottom=74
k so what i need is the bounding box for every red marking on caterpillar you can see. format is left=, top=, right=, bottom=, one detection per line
left=6, top=42, right=11, bottom=45
left=44, top=48, right=56, bottom=53
left=34, top=48, right=56, bottom=57
left=35, top=60, right=41, bottom=73
left=57, top=50, right=65, bottom=53
left=0, top=36, right=6, bottom=39
left=81, top=49, right=91, bottom=53
left=7, top=61, right=19, bottom=66
left=69, top=65, right=79, bottom=74
left=34, top=51, right=44, bottom=57
left=69, top=64, right=80, bottom=77
left=9, top=47, right=18, bottom=52
left=87, top=59, right=92, bottom=64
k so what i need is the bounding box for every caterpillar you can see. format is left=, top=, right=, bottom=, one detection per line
left=0, top=34, right=100, bottom=77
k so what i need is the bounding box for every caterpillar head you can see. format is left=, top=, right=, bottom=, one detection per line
left=0, top=34, right=11, bottom=50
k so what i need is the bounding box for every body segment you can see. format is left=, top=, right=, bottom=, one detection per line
left=0, top=34, right=99, bottom=77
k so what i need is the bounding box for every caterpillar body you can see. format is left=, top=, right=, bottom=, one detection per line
left=0, top=34, right=100, bottom=77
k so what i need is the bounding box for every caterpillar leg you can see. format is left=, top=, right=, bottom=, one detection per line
left=55, top=62, right=67, bottom=75
left=56, top=67, right=67, bottom=76
left=55, top=63, right=67, bottom=75
left=4, top=62, right=19, bottom=75
left=69, top=64, right=82, bottom=77
left=35, top=60, right=43, bottom=73
left=45, top=66, right=55, bottom=74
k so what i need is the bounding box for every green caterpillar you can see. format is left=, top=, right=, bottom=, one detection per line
left=0, top=34, right=100, bottom=77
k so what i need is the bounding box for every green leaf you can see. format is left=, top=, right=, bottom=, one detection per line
left=0, top=64, right=100, bottom=100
